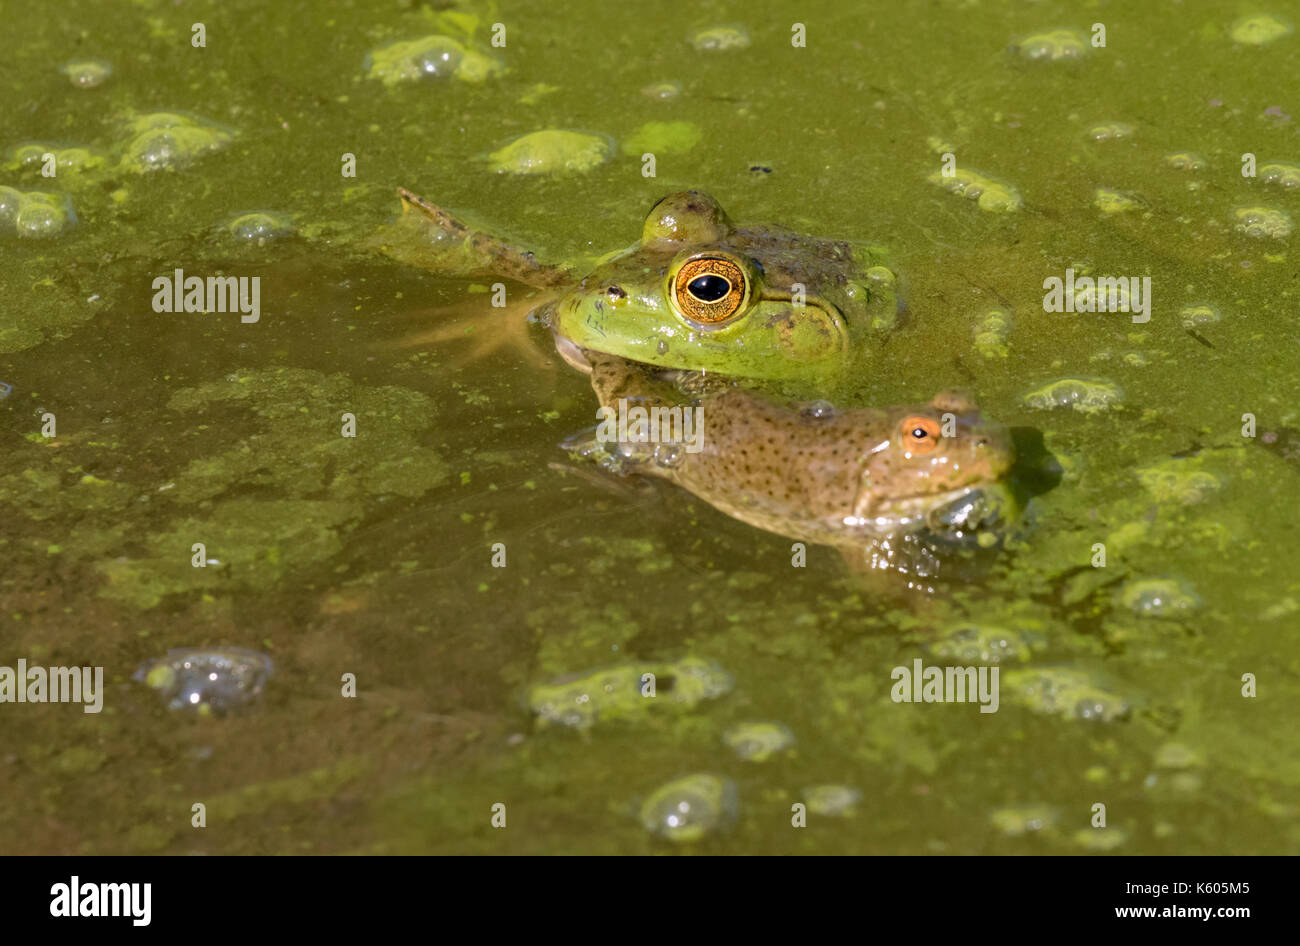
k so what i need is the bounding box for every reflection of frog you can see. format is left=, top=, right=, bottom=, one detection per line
left=564, top=349, right=1015, bottom=574
left=388, top=188, right=900, bottom=380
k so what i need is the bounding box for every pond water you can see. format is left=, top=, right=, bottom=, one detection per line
left=2, top=0, right=1298, bottom=854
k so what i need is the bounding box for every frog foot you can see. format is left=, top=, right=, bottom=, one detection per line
left=387, top=291, right=558, bottom=370
left=559, top=424, right=662, bottom=475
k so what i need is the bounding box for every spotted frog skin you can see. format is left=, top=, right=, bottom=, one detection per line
left=567, top=349, right=1014, bottom=551
left=393, top=188, right=901, bottom=381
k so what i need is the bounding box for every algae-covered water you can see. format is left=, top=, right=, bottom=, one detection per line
left=2, top=0, right=1298, bottom=854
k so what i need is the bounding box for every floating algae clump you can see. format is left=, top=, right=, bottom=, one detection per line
left=1117, top=579, right=1202, bottom=618
left=1094, top=187, right=1142, bottom=215
left=1021, top=377, right=1123, bottom=413
left=928, top=167, right=1021, bottom=212
left=640, top=774, right=738, bottom=842
left=1137, top=458, right=1223, bottom=504
left=89, top=368, right=449, bottom=609
left=1086, top=122, right=1135, bottom=142
left=1233, top=206, right=1292, bottom=239
left=363, top=35, right=503, bottom=85
left=527, top=656, right=732, bottom=730
left=487, top=130, right=612, bottom=175
left=723, top=721, right=795, bottom=762
left=135, top=647, right=273, bottom=714
left=804, top=785, right=862, bottom=817
left=1164, top=151, right=1206, bottom=171
left=1004, top=668, right=1130, bottom=721
left=97, top=498, right=361, bottom=609
left=224, top=211, right=294, bottom=244
left=1014, top=28, right=1089, bottom=61
left=1179, top=303, right=1222, bottom=328
left=0, top=187, right=77, bottom=238
left=990, top=804, right=1059, bottom=837
left=60, top=58, right=112, bottom=88
left=1230, top=14, right=1292, bottom=45
left=972, top=308, right=1012, bottom=359
left=927, top=621, right=1044, bottom=664
left=164, top=368, right=449, bottom=502
left=8, top=144, right=105, bottom=175
left=690, top=25, right=751, bottom=51
left=622, top=121, right=702, bottom=156
left=119, top=112, right=234, bottom=173
left=1259, top=162, right=1300, bottom=190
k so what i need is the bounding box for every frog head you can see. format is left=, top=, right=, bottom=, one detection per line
left=543, top=191, right=900, bottom=381
left=853, top=392, right=1015, bottom=537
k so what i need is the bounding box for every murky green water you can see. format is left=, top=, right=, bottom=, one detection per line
left=3, top=0, right=1298, bottom=854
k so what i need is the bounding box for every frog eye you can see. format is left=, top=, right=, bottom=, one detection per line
left=901, top=416, right=942, bottom=454
left=671, top=255, right=747, bottom=324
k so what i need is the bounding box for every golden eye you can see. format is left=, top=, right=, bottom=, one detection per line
left=672, top=256, right=746, bottom=324
left=901, top=416, right=942, bottom=454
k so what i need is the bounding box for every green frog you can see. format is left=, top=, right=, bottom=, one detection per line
left=562, top=347, right=1015, bottom=576
left=387, top=188, right=901, bottom=380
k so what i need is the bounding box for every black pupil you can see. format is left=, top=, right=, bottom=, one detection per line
left=912, top=427, right=928, bottom=439
left=687, top=274, right=731, bottom=303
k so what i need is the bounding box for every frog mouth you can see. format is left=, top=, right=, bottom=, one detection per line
left=923, top=484, right=1011, bottom=539
left=852, top=484, right=1008, bottom=537
left=551, top=332, right=593, bottom=373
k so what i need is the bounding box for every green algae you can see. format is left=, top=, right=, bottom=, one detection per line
left=1014, top=28, right=1089, bottom=61
left=723, top=721, right=796, bottom=761
left=364, top=35, right=504, bottom=86
left=972, top=307, right=1012, bottom=359
left=3, top=368, right=448, bottom=610
left=803, top=785, right=861, bottom=817
left=1094, top=187, right=1142, bottom=215
left=1137, top=458, right=1223, bottom=504
left=118, top=112, right=234, bottom=173
left=925, top=620, right=1046, bottom=664
left=1233, top=205, right=1293, bottom=239
left=7, top=144, right=106, bottom=176
left=639, top=774, right=737, bottom=842
left=1230, top=14, right=1292, bottom=45
left=486, top=129, right=612, bottom=175
left=527, top=656, right=732, bottom=730
left=927, top=166, right=1022, bottom=212
left=4, top=0, right=1300, bottom=859
left=689, top=25, right=750, bottom=51
left=622, top=121, right=702, bottom=156
left=59, top=59, right=112, bottom=88
left=1004, top=668, right=1131, bottom=722
left=0, top=186, right=78, bottom=238
left=203, top=756, right=373, bottom=821
left=990, top=805, right=1058, bottom=837
left=1022, top=377, right=1124, bottom=413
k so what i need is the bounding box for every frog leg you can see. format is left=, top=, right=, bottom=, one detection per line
left=585, top=349, right=694, bottom=409
left=558, top=424, right=644, bottom=475
left=558, top=352, right=688, bottom=474
left=397, top=188, right=570, bottom=289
